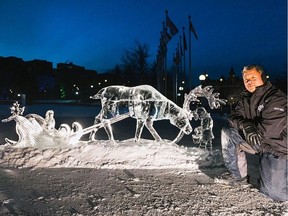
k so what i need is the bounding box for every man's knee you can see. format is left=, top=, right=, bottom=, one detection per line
left=221, top=126, right=231, bottom=136
left=221, top=127, right=233, bottom=149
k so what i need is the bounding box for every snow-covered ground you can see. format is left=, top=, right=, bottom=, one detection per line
left=0, top=103, right=287, bottom=215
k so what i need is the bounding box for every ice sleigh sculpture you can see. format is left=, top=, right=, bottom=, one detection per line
left=1, top=101, right=85, bottom=147
left=2, top=85, right=226, bottom=148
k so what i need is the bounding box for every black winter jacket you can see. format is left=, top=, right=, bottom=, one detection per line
left=229, top=82, right=287, bottom=156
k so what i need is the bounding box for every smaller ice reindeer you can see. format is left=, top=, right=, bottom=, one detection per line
left=90, top=85, right=226, bottom=143
left=192, top=107, right=214, bottom=150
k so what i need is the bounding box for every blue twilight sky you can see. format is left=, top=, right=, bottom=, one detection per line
left=0, top=0, right=287, bottom=81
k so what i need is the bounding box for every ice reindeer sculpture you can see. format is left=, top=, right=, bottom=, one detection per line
left=89, top=85, right=226, bottom=144
left=2, top=85, right=226, bottom=148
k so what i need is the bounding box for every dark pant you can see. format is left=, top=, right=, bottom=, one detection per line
left=259, top=152, right=288, bottom=201
left=221, top=127, right=288, bottom=201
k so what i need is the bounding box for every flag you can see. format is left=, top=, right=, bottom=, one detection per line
left=159, top=29, right=171, bottom=55
left=166, top=14, right=179, bottom=36
left=189, top=19, right=198, bottom=40
left=183, top=30, right=187, bottom=51
left=163, top=28, right=172, bottom=44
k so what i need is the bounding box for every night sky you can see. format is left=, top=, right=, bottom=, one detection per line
left=0, top=0, right=286, bottom=81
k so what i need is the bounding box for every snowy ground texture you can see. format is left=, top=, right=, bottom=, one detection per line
left=0, top=104, right=287, bottom=215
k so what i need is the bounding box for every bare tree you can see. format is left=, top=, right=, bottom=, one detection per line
left=120, top=41, right=152, bottom=85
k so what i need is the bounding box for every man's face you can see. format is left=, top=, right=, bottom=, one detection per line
left=243, top=68, right=264, bottom=93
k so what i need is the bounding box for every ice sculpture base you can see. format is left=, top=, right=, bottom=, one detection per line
left=0, top=139, right=223, bottom=170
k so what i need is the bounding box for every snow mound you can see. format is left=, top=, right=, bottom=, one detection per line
left=0, top=139, right=222, bottom=170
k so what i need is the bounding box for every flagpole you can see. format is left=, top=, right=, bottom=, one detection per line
left=164, top=29, right=168, bottom=96
left=156, top=50, right=161, bottom=92
left=188, top=15, right=192, bottom=90
left=182, top=27, right=186, bottom=90
left=164, top=12, right=168, bottom=96
left=173, top=52, right=177, bottom=103
left=174, top=45, right=180, bottom=104
left=179, top=38, right=183, bottom=83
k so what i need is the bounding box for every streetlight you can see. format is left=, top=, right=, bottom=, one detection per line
left=199, top=74, right=206, bottom=85
left=199, top=74, right=206, bottom=81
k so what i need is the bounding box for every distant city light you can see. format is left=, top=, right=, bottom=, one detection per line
left=90, top=85, right=94, bottom=88
left=220, top=78, right=223, bottom=81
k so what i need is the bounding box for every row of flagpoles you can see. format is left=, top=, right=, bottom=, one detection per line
left=156, top=10, right=198, bottom=103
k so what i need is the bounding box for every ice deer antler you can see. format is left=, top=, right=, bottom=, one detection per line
left=200, top=86, right=227, bottom=109
left=182, top=85, right=227, bottom=119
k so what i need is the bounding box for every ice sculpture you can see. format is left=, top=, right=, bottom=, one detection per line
left=2, top=102, right=84, bottom=147
left=89, top=85, right=193, bottom=143
left=90, top=85, right=226, bottom=143
left=192, top=107, right=214, bottom=150
left=2, top=85, right=226, bottom=147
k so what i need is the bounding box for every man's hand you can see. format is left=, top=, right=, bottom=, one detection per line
left=242, top=122, right=262, bottom=152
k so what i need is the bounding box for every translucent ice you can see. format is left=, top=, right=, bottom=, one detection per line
left=90, top=85, right=193, bottom=143
left=2, top=102, right=84, bottom=147
left=90, top=85, right=226, bottom=143
left=192, top=107, right=214, bottom=150
left=2, top=85, right=226, bottom=147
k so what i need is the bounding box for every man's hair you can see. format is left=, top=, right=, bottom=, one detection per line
left=242, top=64, right=267, bottom=82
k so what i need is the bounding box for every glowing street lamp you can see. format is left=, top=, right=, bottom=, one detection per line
left=199, top=74, right=206, bottom=85
left=199, top=74, right=206, bottom=81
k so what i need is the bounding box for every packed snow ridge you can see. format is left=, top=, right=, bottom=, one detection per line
left=0, top=139, right=222, bottom=171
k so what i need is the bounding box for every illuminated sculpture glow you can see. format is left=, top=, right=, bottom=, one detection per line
left=2, top=101, right=84, bottom=148
left=89, top=85, right=226, bottom=144
left=192, top=107, right=214, bottom=150
left=2, top=85, right=226, bottom=149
